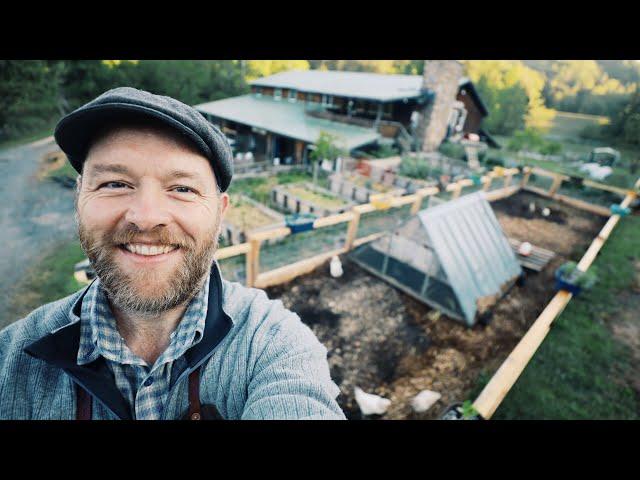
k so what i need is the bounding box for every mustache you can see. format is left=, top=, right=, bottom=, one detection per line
left=102, top=225, right=195, bottom=249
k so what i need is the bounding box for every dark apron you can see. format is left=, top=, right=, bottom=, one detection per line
left=76, top=366, right=223, bottom=420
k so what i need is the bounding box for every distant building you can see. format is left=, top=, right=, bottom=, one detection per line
left=195, top=68, right=493, bottom=167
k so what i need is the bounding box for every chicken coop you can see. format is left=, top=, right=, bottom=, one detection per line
left=348, top=191, right=522, bottom=326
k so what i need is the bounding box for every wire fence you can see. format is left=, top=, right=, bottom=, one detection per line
left=259, top=222, right=348, bottom=272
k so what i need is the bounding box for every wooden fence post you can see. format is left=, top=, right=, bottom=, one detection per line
left=344, top=208, right=361, bottom=251
left=504, top=172, right=513, bottom=189
left=483, top=175, right=493, bottom=192
left=521, top=167, right=532, bottom=187
left=452, top=183, right=463, bottom=199
left=410, top=193, right=424, bottom=215
left=548, top=173, right=563, bottom=196
left=246, top=238, right=261, bottom=287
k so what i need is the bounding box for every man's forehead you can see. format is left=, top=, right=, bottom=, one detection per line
left=85, top=125, right=217, bottom=183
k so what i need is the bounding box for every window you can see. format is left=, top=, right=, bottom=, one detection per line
left=288, top=89, right=297, bottom=102
left=254, top=87, right=262, bottom=97
left=274, top=88, right=282, bottom=101
left=322, top=94, right=333, bottom=107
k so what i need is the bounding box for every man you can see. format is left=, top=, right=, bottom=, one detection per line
left=0, top=87, right=345, bottom=420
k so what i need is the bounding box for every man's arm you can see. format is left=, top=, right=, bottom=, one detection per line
left=241, top=310, right=346, bottom=420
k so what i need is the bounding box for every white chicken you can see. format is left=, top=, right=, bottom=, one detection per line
left=354, top=387, right=391, bottom=416
left=542, top=207, right=550, bottom=217
left=330, top=255, right=343, bottom=278
left=410, top=390, right=442, bottom=413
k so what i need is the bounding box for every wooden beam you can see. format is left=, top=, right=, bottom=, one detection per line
left=522, top=186, right=611, bottom=216
left=473, top=290, right=573, bottom=419
left=214, top=242, right=251, bottom=260
left=313, top=211, right=354, bottom=229
left=582, top=179, right=628, bottom=197
left=247, top=226, right=291, bottom=242
left=472, top=176, right=639, bottom=419
left=352, top=231, right=386, bottom=247
left=520, top=167, right=532, bottom=187
left=482, top=176, right=493, bottom=192
left=255, top=247, right=346, bottom=289
left=531, top=166, right=570, bottom=181
left=485, top=185, right=520, bottom=201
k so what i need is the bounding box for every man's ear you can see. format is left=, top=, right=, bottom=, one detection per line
left=219, top=192, right=230, bottom=218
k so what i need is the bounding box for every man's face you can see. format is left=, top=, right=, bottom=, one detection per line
left=76, top=125, right=229, bottom=315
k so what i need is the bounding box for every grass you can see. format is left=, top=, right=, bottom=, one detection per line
left=228, top=170, right=312, bottom=204
left=546, top=111, right=609, bottom=140
left=283, top=184, right=347, bottom=209
left=5, top=240, right=86, bottom=325
left=470, top=213, right=640, bottom=419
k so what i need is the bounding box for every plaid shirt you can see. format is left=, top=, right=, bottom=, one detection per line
left=77, top=276, right=209, bottom=420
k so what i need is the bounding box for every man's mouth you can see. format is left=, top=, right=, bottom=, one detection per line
left=117, top=243, right=180, bottom=256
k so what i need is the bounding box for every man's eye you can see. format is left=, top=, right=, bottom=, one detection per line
left=173, top=186, right=195, bottom=194
left=100, top=181, right=129, bottom=189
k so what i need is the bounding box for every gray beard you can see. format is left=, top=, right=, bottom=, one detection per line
left=77, top=218, right=221, bottom=317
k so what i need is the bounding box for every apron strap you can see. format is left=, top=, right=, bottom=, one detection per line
left=76, top=383, right=92, bottom=420
left=75, top=365, right=203, bottom=420
left=187, top=366, right=202, bottom=420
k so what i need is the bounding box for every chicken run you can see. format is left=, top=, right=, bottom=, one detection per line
left=265, top=191, right=606, bottom=419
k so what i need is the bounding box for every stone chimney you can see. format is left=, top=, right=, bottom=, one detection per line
left=417, top=60, right=464, bottom=152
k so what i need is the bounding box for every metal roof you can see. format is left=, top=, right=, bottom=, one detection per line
left=250, top=69, right=477, bottom=103
left=417, top=191, right=521, bottom=325
left=195, top=95, right=381, bottom=151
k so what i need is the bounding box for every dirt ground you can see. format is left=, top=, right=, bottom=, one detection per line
left=265, top=191, right=606, bottom=419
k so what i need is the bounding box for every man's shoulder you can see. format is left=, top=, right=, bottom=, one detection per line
left=220, top=279, right=319, bottom=349
left=221, top=279, right=295, bottom=329
left=0, top=288, right=86, bottom=350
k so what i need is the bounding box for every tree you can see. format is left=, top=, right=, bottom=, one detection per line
left=309, top=131, right=344, bottom=185
left=245, top=60, right=310, bottom=81
left=463, top=60, right=555, bottom=134
left=0, top=60, right=61, bottom=141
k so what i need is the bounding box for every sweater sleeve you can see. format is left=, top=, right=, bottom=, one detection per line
left=241, top=307, right=346, bottom=420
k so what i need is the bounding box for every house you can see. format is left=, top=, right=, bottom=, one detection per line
left=194, top=65, right=492, bottom=167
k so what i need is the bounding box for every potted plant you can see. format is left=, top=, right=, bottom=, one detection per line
left=554, top=261, right=597, bottom=296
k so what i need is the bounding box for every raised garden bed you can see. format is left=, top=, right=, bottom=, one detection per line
left=272, top=182, right=354, bottom=217
left=328, top=172, right=406, bottom=203
left=222, top=195, right=284, bottom=245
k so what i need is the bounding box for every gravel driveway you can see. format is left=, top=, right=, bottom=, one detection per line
left=0, top=137, right=78, bottom=329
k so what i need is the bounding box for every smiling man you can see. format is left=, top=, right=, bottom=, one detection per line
left=0, top=87, right=345, bottom=420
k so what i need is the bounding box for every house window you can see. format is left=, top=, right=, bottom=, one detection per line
left=254, top=87, right=262, bottom=97
left=288, top=89, right=297, bottom=102
left=274, top=88, right=282, bottom=101
left=322, top=94, right=333, bottom=107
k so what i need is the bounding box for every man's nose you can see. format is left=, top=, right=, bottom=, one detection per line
left=123, top=188, right=172, bottom=231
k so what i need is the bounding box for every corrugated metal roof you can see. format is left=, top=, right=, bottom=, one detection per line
left=418, top=191, right=521, bottom=325
left=195, top=95, right=380, bottom=151
left=250, top=70, right=474, bottom=102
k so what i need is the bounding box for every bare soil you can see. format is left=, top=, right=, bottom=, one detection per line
left=265, top=191, right=606, bottom=419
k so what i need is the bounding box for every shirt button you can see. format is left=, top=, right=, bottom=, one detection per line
left=143, top=377, right=154, bottom=387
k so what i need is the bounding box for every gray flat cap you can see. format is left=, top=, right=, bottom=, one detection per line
left=54, top=86, right=234, bottom=191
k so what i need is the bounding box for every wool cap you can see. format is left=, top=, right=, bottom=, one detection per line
left=54, top=87, right=234, bottom=191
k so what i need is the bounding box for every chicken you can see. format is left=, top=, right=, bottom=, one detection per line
left=330, top=255, right=343, bottom=278
left=354, top=387, right=391, bottom=416
left=411, top=390, right=442, bottom=413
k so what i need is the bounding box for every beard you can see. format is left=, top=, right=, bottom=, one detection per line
left=77, top=209, right=222, bottom=317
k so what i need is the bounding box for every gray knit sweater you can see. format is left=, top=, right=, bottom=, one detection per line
left=0, top=264, right=346, bottom=420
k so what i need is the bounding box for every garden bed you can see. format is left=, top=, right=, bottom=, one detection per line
left=272, top=182, right=354, bottom=217
left=222, top=195, right=283, bottom=245
left=328, top=172, right=406, bottom=203
left=264, top=190, right=606, bottom=419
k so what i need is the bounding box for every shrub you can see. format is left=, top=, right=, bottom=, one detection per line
left=438, top=141, right=467, bottom=161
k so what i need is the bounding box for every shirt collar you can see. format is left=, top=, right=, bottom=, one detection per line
left=77, top=273, right=209, bottom=369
